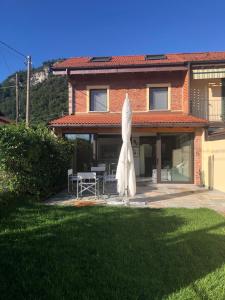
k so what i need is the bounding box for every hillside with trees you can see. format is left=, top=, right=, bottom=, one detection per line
left=0, top=60, right=68, bottom=124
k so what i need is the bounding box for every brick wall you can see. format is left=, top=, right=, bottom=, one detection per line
left=69, top=71, right=186, bottom=113
left=182, top=68, right=189, bottom=114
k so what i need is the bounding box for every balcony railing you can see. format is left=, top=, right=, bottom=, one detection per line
left=190, top=97, right=225, bottom=122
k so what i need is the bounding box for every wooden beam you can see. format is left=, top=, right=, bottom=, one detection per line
left=53, top=66, right=187, bottom=76
left=58, top=127, right=196, bottom=134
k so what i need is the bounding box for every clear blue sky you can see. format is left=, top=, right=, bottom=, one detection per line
left=1, top=0, right=225, bottom=82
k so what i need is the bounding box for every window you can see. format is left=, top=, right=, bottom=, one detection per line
left=97, top=135, right=122, bottom=161
left=90, top=56, right=112, bottom=62
left=90, top=89, right=107, bottom=111
left=149, top=87, right=168, bottom=110
left=64, top=134, right=93, bottom=142
left=64, top=134, right=95, bottom=171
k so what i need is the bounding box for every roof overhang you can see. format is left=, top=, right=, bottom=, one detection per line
left=49, top=113, right=208, bottom=129
left=50, top=122, right=207, bottom=128
left=52, top=65, right=188, bottom=75
left=0, top=117, right=11, bottom=124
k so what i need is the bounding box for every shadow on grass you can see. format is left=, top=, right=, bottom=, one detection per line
left=1, top=202, right=225, bottom=299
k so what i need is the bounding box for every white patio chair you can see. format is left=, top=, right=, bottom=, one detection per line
left=97, top=163, right=106, bottom=168
left=91, top=166, right=106, bottom=173
left=91, top=167, right=106, bottom=194
left=109, top=162, right=117, bottom=175
left=97, top=163, right=109, bottom=174
left=68, top=169, right=78, bottom=193
left=77, top=172, right=99, bottom=198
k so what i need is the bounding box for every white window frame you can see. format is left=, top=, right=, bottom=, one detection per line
left=146, top=83, right=171, bottom=111
left=87, top=85, right=109, bottom=112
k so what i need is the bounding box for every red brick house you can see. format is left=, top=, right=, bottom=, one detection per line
left=50, top=52, right=225, bottom=185
left=0, top=113, right=11, bottom=125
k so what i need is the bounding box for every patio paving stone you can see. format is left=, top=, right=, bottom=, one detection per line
left=46, top=183, right=225, bottom=214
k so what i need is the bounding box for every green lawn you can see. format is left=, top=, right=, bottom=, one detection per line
left=1, top=200, right=225, bottom=300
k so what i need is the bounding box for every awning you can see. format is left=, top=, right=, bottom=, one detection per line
left=192, top=68, right=225, bottom=79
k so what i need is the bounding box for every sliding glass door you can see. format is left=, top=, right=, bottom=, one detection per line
left=160, top=134, right=193, bottom=182
left=138, top=133, right=193, bottom=182
left=139, top=137, right=156, bottom=177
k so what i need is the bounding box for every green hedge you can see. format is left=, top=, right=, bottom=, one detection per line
left=0, top=125, right=73, bottom=199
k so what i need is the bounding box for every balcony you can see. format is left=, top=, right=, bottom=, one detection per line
left=190, top=79, right=225, bottom=124
left=190, top=97, right=225, bottom=123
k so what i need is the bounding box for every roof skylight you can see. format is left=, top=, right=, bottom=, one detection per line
left=145, top=54, right=167, bottom=60
left=90, top=56, right=112, bottom=62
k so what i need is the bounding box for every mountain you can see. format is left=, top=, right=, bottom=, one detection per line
left=0, top=59, right=68, bottom=124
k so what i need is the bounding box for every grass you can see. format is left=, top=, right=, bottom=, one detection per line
left=1, top=199, right=225, bottom=299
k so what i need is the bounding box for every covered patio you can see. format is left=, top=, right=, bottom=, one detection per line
left=50, top=112, right=207, bottom=185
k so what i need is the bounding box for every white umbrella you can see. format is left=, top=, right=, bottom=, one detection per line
left=116, top=93, right=136, bottom=198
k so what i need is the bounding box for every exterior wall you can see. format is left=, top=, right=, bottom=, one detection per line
left=201, top=131, right=225, bottom=192
left=194, top=129, right=202, bottom=185
left=61, top=69, right=206, bottom=185
left=69, top=71, right=186, bottom=113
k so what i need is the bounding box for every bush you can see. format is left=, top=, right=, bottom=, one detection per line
left=0, top=124, right=73, bottom=199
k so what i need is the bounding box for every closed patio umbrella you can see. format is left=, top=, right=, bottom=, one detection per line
left=116, top=94, right=136, bottom=198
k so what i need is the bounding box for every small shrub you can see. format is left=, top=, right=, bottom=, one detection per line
left=0, top=124, right=73, bottom=199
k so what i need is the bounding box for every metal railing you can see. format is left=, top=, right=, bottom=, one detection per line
left=190, top=97, right=225, bottom=122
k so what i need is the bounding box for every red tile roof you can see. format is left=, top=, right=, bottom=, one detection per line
left=0, top=116, right=11, bottom=124
left=53, top=51, right=225, bottom=70
left=49, top=113, right=207, bottom=128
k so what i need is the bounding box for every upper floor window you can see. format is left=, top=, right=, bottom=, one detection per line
left=89, top=89, right=107, bottom=112
left=148, top=84, right=170, bottom=110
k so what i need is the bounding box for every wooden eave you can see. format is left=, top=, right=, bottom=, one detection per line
left=52, top=63, right=188, bottom=75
